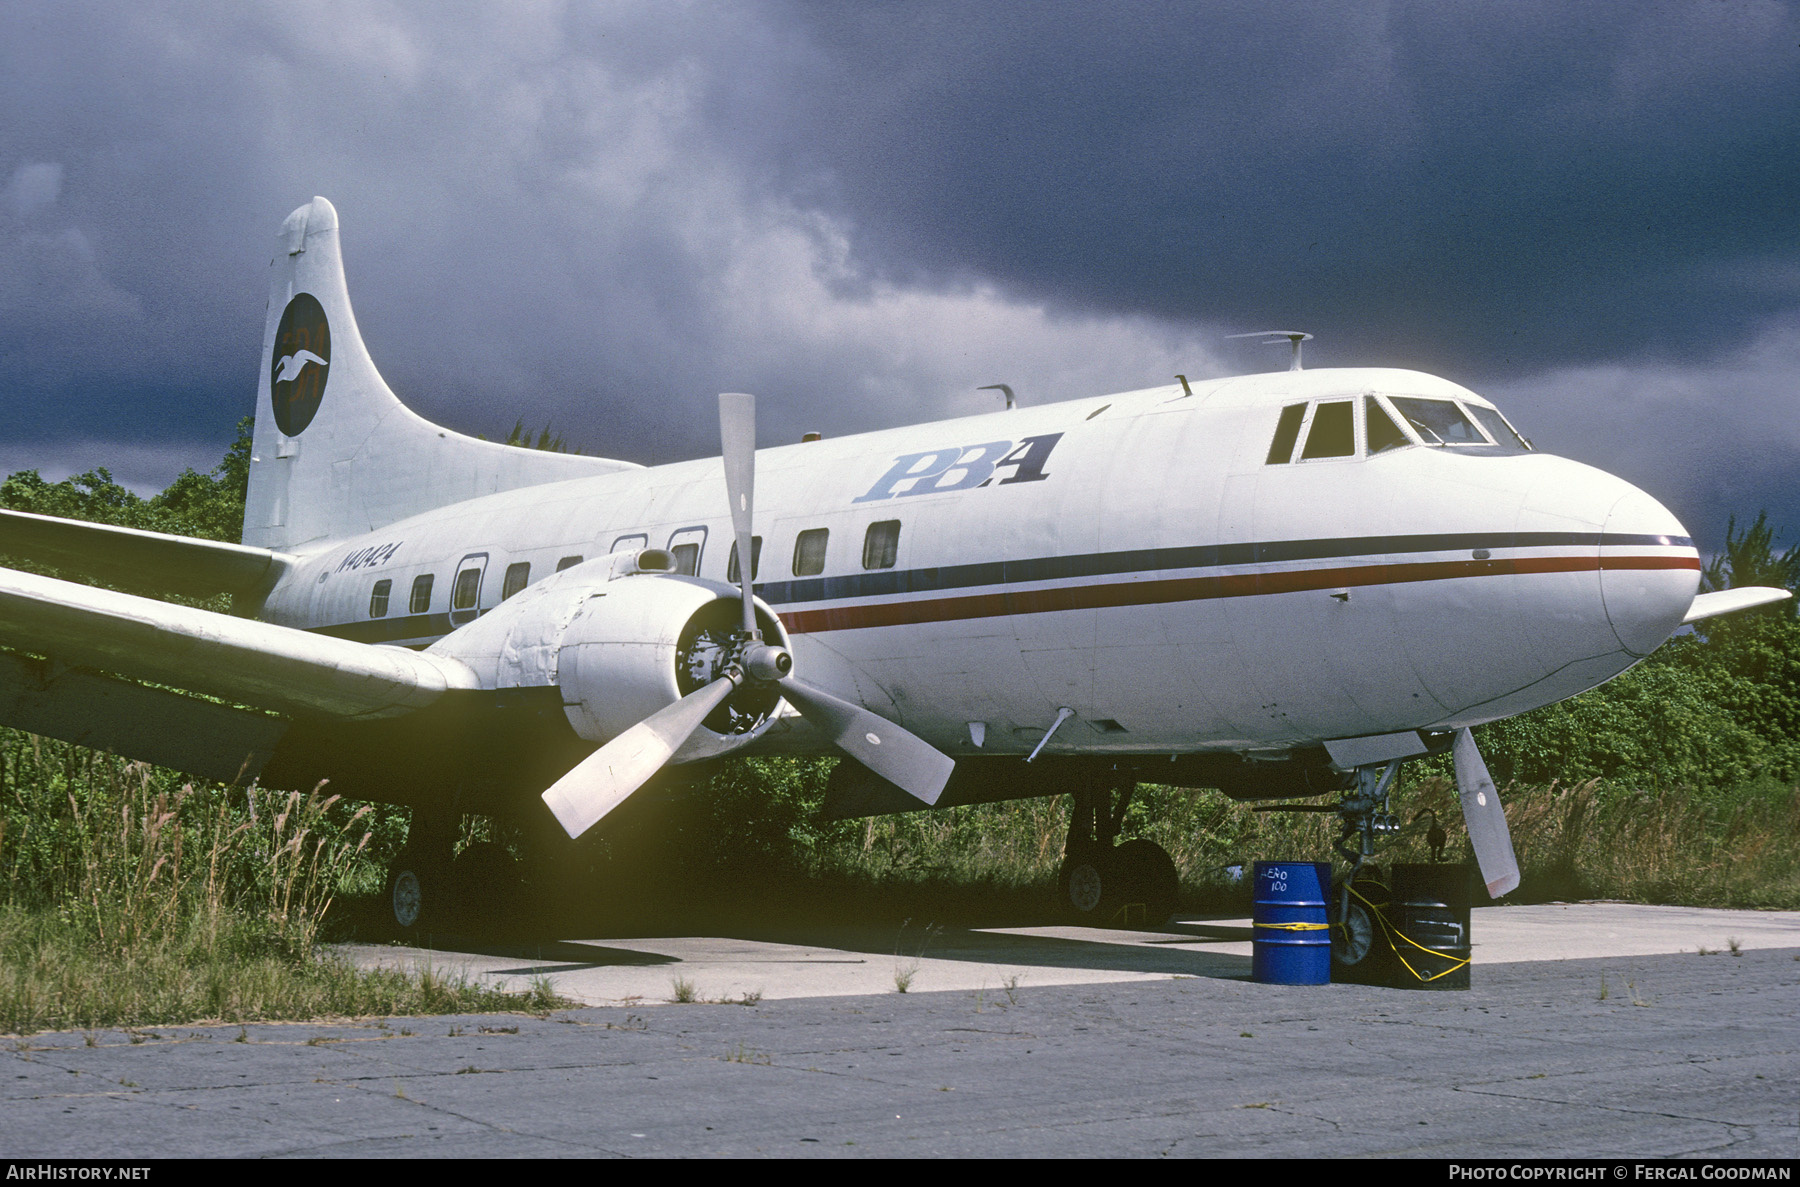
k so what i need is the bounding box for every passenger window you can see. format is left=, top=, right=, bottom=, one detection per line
left=863, top=520, right=901, bottom=569
left=452, top=567, right=482, bottom=611
left=369, top=579, right=391, bottom=618
left=502, top=562, right=530, bottom=600
left=728, top=536, right=763, bottom=583
left=1299, top=401, right=1355, bottom=460
left=666, top=527, right=705, bottom=576
left=1366, top=397, right=1411, bottom=455
left=555, top=555, right=583, bottom=572
left=1266, top=403, right=1306, bottom=465
left=1391, top=397, right=1485, bottom=446
left=793, top=528, right=829, bottom=577
left=610, top=534, right=647, bottom=553
left=409, top=574, right=434, bottom=614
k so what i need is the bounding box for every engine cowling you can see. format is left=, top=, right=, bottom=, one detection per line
left=554, top=573, right=789, bottom=760
left=427, top=557, right=790, bottom=762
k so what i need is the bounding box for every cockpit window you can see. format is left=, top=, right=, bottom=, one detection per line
left=1299, top=400, right=1355, bottom=460
left=1468, top=404, right=1532, bottom=452
left=1266, top=403, right=1306, bottom=465
left=1390, top=397, right=1486, bottom=446
left=1365, top=397, right=1411, bottom=454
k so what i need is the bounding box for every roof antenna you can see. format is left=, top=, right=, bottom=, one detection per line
left=978, top=383, right=1016, bottom=410
left=1227, top=330, right=1313, bottom=372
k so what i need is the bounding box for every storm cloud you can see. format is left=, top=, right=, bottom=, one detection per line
left=2, top=1, right=1796, bottom=548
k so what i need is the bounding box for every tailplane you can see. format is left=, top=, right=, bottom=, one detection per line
left=244, top=197, right=639, bottom=551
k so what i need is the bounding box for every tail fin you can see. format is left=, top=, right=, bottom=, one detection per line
left=244, top=197, right=639, bottom=551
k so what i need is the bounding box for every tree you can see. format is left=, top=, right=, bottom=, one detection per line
left=1702, top=511, right=1800, bottom=616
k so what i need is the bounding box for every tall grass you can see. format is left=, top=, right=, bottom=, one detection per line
left=770, top=771, right=1800, bottom=914
left=0, top=731, right=557, bottom=1034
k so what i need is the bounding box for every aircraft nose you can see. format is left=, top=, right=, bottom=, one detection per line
left=1600, top=485, right=1701, bottom=656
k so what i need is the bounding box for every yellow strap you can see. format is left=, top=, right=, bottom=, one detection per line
left=1255, top=921, right=1329, bottom=931
left=1343, top=881, right=1471, bottom=982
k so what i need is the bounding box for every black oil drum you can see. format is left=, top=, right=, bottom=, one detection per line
left=1388, top=863, right=1472, bottom=990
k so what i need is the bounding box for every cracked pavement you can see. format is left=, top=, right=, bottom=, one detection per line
left=3, top=940, right=1796, bottom=1156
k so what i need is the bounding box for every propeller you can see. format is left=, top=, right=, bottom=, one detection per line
left=542, top=392, right=956, bottom=839
left=1451, top=727, right=1520, bottom=898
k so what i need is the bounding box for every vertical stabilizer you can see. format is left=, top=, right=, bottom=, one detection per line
left=244, top=197, right=639, bottom=551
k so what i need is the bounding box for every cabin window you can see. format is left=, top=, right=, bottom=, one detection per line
left=863, top=520, right=901, bottom=569
left=728, top=536, right=762, bottom=583
left=369, top=579, right=391, bottom=618
left=1390, top=397, right=1485, bottom=446
left=1299, top=400, right=1355, bottom=460
left=793, top=528, right=829, bottom=577
left=555, top=555, right=583, bottom=572
left=610, top=534, right=647, bottom=553
left=502, top=562, right=531, bottom=600
left=452, top=567, right=482, bottom=612
left=1365, top=397, right=1411, bottom=455
left=409, top=574, right=434, bottom=614
left=1469, top=405, right=1532, bottom=452
left=666, top=527, right=705, bottom=576
left=1266, top=403, right=1306, bottom=464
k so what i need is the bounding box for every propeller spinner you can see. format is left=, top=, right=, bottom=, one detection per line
left=541, top=393, right=956, bottom=839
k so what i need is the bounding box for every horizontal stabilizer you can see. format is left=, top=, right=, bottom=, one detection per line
left=0, top=507, right=294, bottom=600
left=1681, top=586, right=1791, bottom=624
left=0, top=565, right=477, bottom=720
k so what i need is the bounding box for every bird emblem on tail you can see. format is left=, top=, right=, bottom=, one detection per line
left=273, top=349, right=328, bottom=384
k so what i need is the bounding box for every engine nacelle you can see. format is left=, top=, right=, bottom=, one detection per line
left=554, top=574, right=789, bottom=759
left=427, top=557, right=788, bottom=761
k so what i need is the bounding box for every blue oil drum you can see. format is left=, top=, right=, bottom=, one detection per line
left=1252, top=861, right=1332, bottom=984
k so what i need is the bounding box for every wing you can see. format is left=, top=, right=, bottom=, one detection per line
left=0, top=507, right=295, bottom=600
left=0, top=565, right=477, bottom=721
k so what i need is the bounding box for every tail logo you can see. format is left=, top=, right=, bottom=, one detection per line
left=270, top=292, right=331, bottom=436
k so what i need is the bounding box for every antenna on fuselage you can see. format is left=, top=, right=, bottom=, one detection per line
left=1227, top=330, right=1313, bottom=372
left=978, top=383, right=1016, bottom=410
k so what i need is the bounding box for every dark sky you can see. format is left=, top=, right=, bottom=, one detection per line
left=3, top=1, right=1797, bottom=549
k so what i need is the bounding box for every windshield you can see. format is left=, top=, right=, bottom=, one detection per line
left=1390, top=397, right=1486, bottom=446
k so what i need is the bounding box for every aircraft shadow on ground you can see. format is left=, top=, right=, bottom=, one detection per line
left=389, top=917, right=1259, bottom=983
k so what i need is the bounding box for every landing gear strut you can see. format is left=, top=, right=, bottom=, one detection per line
left=1330, top=760, right=1402, bottom=971
left=1057, top=776, right=1179, bottom=927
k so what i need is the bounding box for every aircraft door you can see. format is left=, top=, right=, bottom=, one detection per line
left=449, top=552, right=489, bottom=628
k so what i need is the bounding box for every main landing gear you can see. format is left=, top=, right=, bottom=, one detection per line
left=383, top=812, right=524, bottom=936
left=1057, top=778, right=1179, bottom=927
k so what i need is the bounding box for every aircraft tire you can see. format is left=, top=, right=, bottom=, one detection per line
left=385, top=848, right=448, bottom=936
left=452, top=841, right=522, bottom=926
left=1058, top=845, right=1123, bottom=924
left=1331, top=873, right=1393, bottom=980
left=1114, top=838, right=1179, bottom=927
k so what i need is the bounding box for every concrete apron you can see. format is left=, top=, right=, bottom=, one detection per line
left=334, top=902, right=1800, bottom=1007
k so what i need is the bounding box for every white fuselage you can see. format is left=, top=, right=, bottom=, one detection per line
left=258, top=366, right=1700, bottom=761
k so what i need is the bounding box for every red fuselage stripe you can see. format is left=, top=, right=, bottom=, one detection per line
left=777, top=554, right=1700, bottom=634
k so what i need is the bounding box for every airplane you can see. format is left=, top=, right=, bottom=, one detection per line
left=0, top=197, right=1789, bottom=960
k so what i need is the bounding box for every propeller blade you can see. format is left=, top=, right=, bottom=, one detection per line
left=1451, top=727, right=1521, bottom=898
left=777, top=674, right=955, bottom=805
left=719, top=392, right=758, bottom=639
left=541, top=673, right=740, bottom=839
